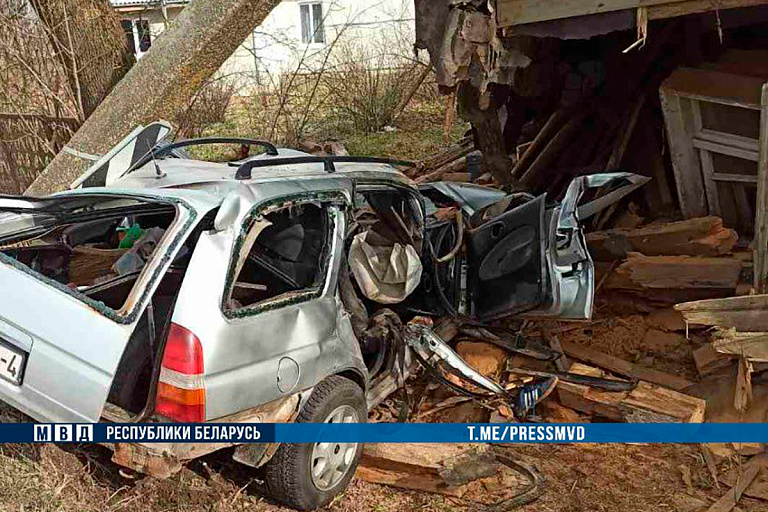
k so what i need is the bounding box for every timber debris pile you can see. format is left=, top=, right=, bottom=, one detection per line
left=355, top=7, right=768, bottom=505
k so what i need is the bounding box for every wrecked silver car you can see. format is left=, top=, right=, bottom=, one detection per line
left=0, top=123, right=647, bottom=510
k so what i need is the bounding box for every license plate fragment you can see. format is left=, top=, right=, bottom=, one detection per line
left=0, top=342, right=25, bottom=385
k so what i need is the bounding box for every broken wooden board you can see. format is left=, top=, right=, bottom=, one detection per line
left=734, top=357, right=754, bottom=412
left=560, top=340, right=695, bottom=391
left=707, top=454, right=768, bottom=512
left=357, top=443, right=534, bottom=504
left=721, top=464, right=768, bottom=502
left=677, top=295, right=768, bottom=331
left=713, top=329, right=768, bottom=362
left=600, top=254, right=741, bottom=303
left=586, top=217, right=737, bottom=261
left=558, top=363, right=706, bottom=423
left=693, top=343, right=736, bottom=377
left=357, top=444, right=492, bottom=497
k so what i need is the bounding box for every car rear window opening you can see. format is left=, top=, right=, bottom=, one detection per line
left=0, top=195, right=178, bottom=316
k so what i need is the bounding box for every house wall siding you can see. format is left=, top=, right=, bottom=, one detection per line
left=113, top=0, right=415, bottom=91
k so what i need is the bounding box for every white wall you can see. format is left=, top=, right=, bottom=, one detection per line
left=114, top=0, right=416, bottom=92
left=249, top=0, right=416, bottom=78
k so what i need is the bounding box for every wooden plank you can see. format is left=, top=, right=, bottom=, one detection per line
left=511, top=107, right=570, bottom=180
left=698, top=129, right=760, bottom=152
left=560, top=340, right=695, bottom=391
left=539, top=323, right=569, bottom=372
left=693, top=138, right=760, bottom=162
left=497, top=0, right=682, bottom=27
left=734, top=357, right=754, bottom=412
left=660, top=90, right=708, bottom=217
left=558, top=364, right=705, bottom=423
left=678, top=294, right=768, bottom=313
left=649, top=0, right=768, bottom=20
left=754, top=82, right=768, bottom=293
left=706, top=454, right=768, bottom=512
left=676, top=294, right=768, bottom=331
left=700, top=149, right=724, bottom=216
left=712, top=173, right=759, bottom=184
left=585, top=217, right=737, bottom=260
left=496, top=0, right=768, bottom=28
left=357, top=444, right=498, bottom=497
left=605, top=254, right=742, bottom=291
left=693, top=344, right=736, bottom=377
left=662, top=69, right=765, bottom=110
left=713, top=330, right=768, bottom=362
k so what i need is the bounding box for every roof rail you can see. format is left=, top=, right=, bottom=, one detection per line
left=125, top=137, right=279, bottom=176
left=233, top=155, right=414, bottom=180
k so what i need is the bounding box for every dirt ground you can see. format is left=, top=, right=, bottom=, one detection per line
left=2, top=438, right=766, bottom=512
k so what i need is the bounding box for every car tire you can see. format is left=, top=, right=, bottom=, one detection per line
left=260, top=375, right=366, bottom=511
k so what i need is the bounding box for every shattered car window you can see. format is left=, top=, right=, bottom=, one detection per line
left=0, top=195, right=179, bottom=317
left=226, top=203, right=331, bottom=312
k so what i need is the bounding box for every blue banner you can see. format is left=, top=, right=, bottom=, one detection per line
left=1, top=422, right=765, bottom=444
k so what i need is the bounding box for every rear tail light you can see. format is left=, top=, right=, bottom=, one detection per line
left=155, top=323, right=205, bottom=422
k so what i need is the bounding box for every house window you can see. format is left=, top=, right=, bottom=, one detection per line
left=121, top=18, right=152, bottom=58
left=300, top=2, right=325, bottom=44
left=136, top=19, right=151, bottom=53
left=121, top=20, right=136, bottom=55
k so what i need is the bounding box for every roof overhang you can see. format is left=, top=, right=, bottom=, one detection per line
left=496, top=0, right=768, bottom=28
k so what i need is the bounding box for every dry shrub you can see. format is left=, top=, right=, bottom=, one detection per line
left=0, top=0, right=80, bottom=192
left=174, top=78, right=238, bottom=139
left=0, top=0, right=130, bottom=192
left=320, top=42, right=424, bottom=134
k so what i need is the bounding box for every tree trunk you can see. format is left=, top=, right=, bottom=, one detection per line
left=457, top=83, right=515, bottom=186
left=29, top=0, right=134, bottom=120
left=26, top=0, right=282, bottom=195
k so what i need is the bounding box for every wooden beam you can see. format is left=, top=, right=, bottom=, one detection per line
left=497, top=0, right=768, bottom=27
left=676, top=294, right=768, bottom=331
left=586, top=217, right=737, bottom=260
left=557, top=363, right=706, bottom=423
left=560, top=340, right=695, bottom=391
left=649, top=0, right=768, bottom=20
left=693, top=344, right=736, bottom=377
left=357, top=444, right=498, bottom=497
left=713, top=329, right=768, bottom=361
left=754, top=82, right=768, bottom=293
left=604, top=254, right=742, bottom=292
left=497, top=0, right=675, bottom=27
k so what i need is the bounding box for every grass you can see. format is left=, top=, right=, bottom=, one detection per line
left=185, top=83, right=469, bottom=165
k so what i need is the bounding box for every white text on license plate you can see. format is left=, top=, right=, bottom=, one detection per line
left=0, top=343, right=24, bottom=385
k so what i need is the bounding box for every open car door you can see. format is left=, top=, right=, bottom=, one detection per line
left=467, top=173, right=649, bottom=322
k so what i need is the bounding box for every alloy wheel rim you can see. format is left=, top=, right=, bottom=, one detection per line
left=310, top=404, right=360, bottom=491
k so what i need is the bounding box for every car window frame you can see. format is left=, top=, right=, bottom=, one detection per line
left=221, top=191, right=347, bottom=320
left=0, top=192, right=197, bottom=325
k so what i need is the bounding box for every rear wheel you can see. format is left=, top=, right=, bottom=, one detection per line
left=261, top=375, right=366, bottom=510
